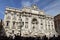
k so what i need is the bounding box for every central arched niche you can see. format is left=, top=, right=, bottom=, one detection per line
left=31, top=18, right=39, bottom=31
left=31, top=18, right=38, bottom=24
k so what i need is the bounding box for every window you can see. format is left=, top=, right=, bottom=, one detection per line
left=6, top=21, right=10, bottom=26
left=25, top=17, right=28, bottom=22
left=26, top=18, right=28, bottom=20
left=25, top=22, right=28, bottom=28
left=41, top=23, right=43, bottom=25
left=18, top=18, right=22, bottom=21
left=25, top=34, right=28, bottom=35
left=52, top=25, right=53, bottom=27
left=12, top=30, right=14, bottom=34
left=20, top=22, right=24, bottom=27
left=12, top=21, right=15, bottom=29
left=46, top=27, right=47, bottom=30
left=33, top=26, right=35, bottom=29
left=25, top=22, right=28, bottom=24
left=46, top=24, right=47, bottom=26
left=19, top=16, right=21, bottom=18
left=17, top=13, right=19, bottom=16
left=48, top=25, right=50, bottom=26
left=13, top=21, right=15, bottom=26
left=21, top=19, right=22, bottom=21
left=49, top=25, right=50, bottom=30
left=22, top=22, right=24, bottom=25
left=25, top=25, right=28, bottom=28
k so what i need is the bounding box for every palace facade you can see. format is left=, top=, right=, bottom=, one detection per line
left=3, top=5, right=58, bottom=37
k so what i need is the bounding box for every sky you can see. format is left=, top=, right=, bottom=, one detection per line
left=0, top=0, right=60, bottom=19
